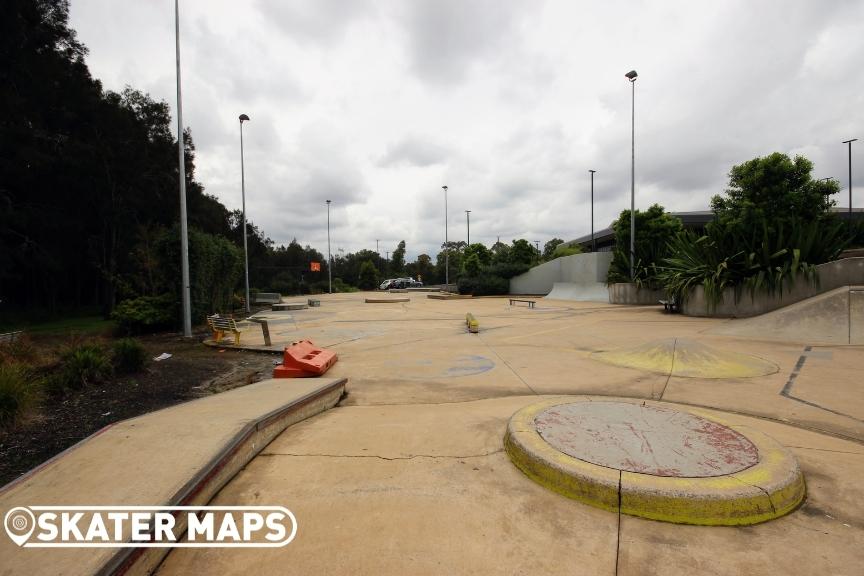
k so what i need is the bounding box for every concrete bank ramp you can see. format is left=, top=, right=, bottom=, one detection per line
left=0, top=377, right=347, bottom=576
left=544, top=282, right=609, bottom=302
left=708, top=286, right=864, bottom=345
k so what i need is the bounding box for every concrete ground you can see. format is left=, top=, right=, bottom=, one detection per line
left=162, top=292, right=864, bottom=575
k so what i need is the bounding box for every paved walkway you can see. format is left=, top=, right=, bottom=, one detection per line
left=158, top=292, right=864, bottom=575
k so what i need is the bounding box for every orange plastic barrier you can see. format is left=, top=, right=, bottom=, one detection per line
left=273, top=340, right=338, bottom=378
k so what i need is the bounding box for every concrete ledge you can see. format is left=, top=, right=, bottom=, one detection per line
left=272, top=302, right=308, bottom=311
left=427, top=293, right=473, bottom=300
left=0, top=378, right=347, bottom=576
left=505, top=397, right=805, bottom=526
left=608, top=283, right=665, bottom=305
left=365, top=297, right=410, bottom=303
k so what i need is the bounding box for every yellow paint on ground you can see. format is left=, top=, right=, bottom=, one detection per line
left=590, top=338, right=778, bottom=379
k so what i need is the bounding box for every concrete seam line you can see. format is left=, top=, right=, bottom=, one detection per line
left=96, top=378, right=346, bottom=576
left=257, top=450, right=504, bottom=461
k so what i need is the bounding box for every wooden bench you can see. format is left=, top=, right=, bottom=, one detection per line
left=251, top=292, right=282, bottom=305
left=0, top=330, right=23, bottom=344
left=509, top=299, right=536, bottom=309
left=207, top=314, right=243, bottom=345
left=659, top=297, right=678, bottom=313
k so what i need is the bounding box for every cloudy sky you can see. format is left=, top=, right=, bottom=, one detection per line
left=69, top=0, right=863, bottom=261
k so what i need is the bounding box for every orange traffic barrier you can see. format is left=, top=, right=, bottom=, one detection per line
left=273, top=340, right=338, bottom=378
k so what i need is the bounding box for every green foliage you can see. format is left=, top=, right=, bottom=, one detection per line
left=157, top=227, right=243, bottom=322
left=357, top=261, right=380, bottom=290
left=111, top=294, right=177, bottom=335
left=112, top=338, right=147, bottom=374
left=656, top=153, right=848, bottom=310
left=0, top=363, right=40, bottom=429
left=711, top=153, right=838, bottom=233
left=543, top=238, right=565, bottom=260
left=457, top=274, right=510, bottom=296
left=607, top=204, right=683, bottom=287
left=51, top=343, right=111, bottom=391
left=462, top=253, right=482, bottom=277
left=552, top=244, right=583, bottom=259
left=391, top=240, right=406, bottom=274
left=509, top=239, right=536, bottom=267
left=464, top=243, right=492, bottom=267
left=658, top=219, right=848, bottom=310
left=331, top=278, right=359, bottom=293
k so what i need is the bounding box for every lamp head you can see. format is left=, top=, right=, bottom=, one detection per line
left=442, top=185, right=448, bottom=191
left=589, top=169, right=596, bottom=174
left=326, top=199, right=331, bottom=205
left=625, top=70, right=638, bottom=82
left=239, top=114, right=250, bottom=123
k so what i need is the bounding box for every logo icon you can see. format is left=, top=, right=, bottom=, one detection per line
left=4, top=507, right=36, bottom=547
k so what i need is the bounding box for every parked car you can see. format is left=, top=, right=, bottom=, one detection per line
left=379, top=279, right=395, bottom=290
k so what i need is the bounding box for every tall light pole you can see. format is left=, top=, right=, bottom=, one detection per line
left=843, top=139, right=857, bottom=227
left=465, top=210, right=471, bottom=245
left=589, top=169, right=596, bottom=252
left=239, top=114, right=251, bottom=314
left=625, top=69, right=638, bottom=279
left=442, top=185, right=449, bottom=289
left=376, top=239, right=380, bottom=254
left=326, top=200, right=332, bottom=294
left=175, top=0, right=192, bottom=337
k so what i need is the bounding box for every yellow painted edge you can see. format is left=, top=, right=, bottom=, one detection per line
left=505, top=397, right=806, bottom=526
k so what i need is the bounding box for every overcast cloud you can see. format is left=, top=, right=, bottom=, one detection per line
left=69, top=0, right=864, bottom=261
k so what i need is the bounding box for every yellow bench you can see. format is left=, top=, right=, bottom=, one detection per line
left=207, top=314, right=243, bottom=345
left=466, top=313, right=479, bottom=334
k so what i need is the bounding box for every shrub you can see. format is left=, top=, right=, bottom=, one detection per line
left=0, top=363, right=40, bottom=428
left=607, top=204, right=683, bottom=287
left=112, top=294, right=177, bottom=334
left=112, top=338, right=147, bottom=374
left=53, top=343, right=111, bottom=390
left=458, top=274, right=510, bottom=296
left=552, top=244, right=583, bottom=259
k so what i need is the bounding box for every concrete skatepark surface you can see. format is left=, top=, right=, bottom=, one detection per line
left=3, top=292, right=863, bottom=574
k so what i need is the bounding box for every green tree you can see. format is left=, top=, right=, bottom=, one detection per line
left=607, top=204, right=683, bottom=286
left=391, top=240, right=406, bottom=274
left=712, top=153, right=838, bottom=234
left=543, top=238, right=564, bottom=260
left=509, top=239, right=536, bottom=267
left=357, top=260, right=380, bottom=290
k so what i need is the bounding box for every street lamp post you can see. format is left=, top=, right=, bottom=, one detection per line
left=465, top=210, right=471, bottom=245
left=589, top=169, right=596, bottom=252
left=376, top=239, right=380, bottom=254
left=174, top=0, right=192, bottom=337
left=625, top=69, right=638, bottom=279
left=239, top=114, right=251, bottom=314
left=443, top=185, right=449, bottom=289
left=843, top=139, right=857, bottom=226
left=326, top=200, right=332, bottom=294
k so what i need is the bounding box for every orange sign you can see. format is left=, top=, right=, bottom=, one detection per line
left=310, top=262, right=321, bottom=272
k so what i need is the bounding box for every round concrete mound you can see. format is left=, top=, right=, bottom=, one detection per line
left=590, top=338, right=778, bottom=378
left=505, top=398, right=805, bottom=525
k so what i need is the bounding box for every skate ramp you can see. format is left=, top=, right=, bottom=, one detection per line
left=708, top=286, right=864, bottom=345
left=544, top=281, right=609, bottom=302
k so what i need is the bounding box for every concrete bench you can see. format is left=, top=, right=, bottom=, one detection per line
left=509, top=298, right=536, bottom=309
left=252, top=292, right=282, bottom=305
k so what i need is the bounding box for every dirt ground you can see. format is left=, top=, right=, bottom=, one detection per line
left=0, top=331, right=277, bottom=486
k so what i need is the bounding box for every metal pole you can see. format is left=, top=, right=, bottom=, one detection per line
left=589, top=170, right=596, bottom=252
left=843, top=139, right=857, bottom=227
left=239, top=117, right=250, bottom=314
left=466, top=210, right=471, bottom=245
left=326, top=200, right=332, bottom=293
left=630, top=77, right=636, bottom=280
left=175, top=0, right=192, bottom=337
left=443, top=186, right=449, bottom=289
left=376, top=239, right=379, bottom=254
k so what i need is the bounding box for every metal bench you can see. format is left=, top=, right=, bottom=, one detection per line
left=659, top=297, right=678, bottom=313
left=465, top=313, right=479, bottom=333
left=509, top=299, right=536, bottom=309
left=207, top=314, right=243, bottom=345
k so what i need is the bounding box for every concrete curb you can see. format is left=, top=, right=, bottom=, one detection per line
left=365, top=297, right=410, bottom=303
left=101, top=378, right=346, bottom=576
left=504, top=397, right=806, bottom=526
